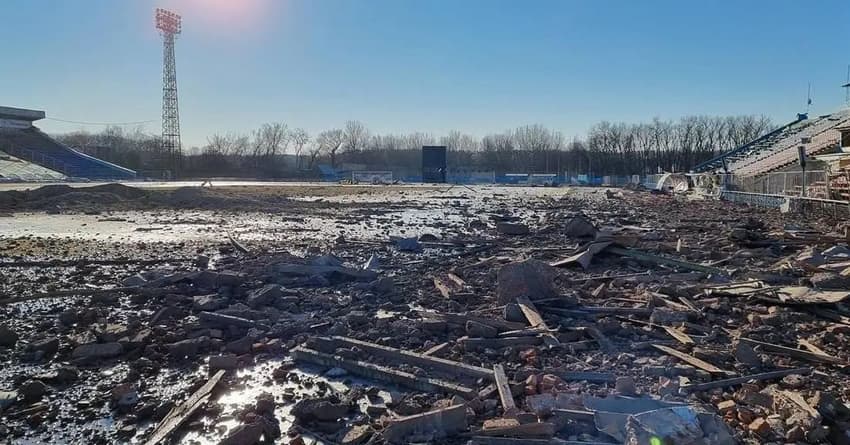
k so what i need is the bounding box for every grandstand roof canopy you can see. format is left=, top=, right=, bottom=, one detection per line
left=0, top=106, right=45, bottom=122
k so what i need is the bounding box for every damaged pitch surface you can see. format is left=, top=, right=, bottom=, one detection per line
left=1, top=183, right=849, bottom=444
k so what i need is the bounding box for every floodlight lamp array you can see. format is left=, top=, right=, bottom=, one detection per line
left=155, top=8, right=182, bottom=35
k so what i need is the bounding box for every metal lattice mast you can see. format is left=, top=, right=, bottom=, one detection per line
left=155, top=9, right=182, bottom=170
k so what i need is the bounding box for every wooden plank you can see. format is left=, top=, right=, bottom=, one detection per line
left=447, top=273, right=467, bottom=287
left=478, top=383, right=498, bottom=399
left=780, top=391, right=821, bottom=419
left=740, top=337, right=848, bottom=365
left=318, top=336, right=494, bottom=380
left=515, top=296, right=545, bottom=327
left=515, top=296, right=559, bottom=347
left=417, top=310, right=527, bottom=332
left=540, top=305, right=653, bottom=317
left=423, top=342, right=451, bottom=357
left=606, top=246, right=728, bottom=276
left=291, top=346, right=476, bottom=398
left=462, top=336, right=544, bottom=351
left=663, top=326, right=695, bottom=346
left=551, top=408, right=595, bottom=422
left=807, top=307, right=850, bottom=325
left=493, top=365, right=518, bottom=417
left=678, top=296, right=703, bottom=314
left=798, top=339, right=829, bottom=356
left=652, top=344, right=732, bottom=375
left=144, top=370, right=225, bottom=445
left=480, top=419, right=554, bottom=438
left=470, top=438, right=615, bottom=445
left=199, top=311, right=258, bottom=329
left=434, top=276, right=453, bottom=298
left=227, top=233, right=251, bottom=254
left=470, top=436, right=583, bottom=445
left=553, top=371, right=616, bottom=383
left=680, top=367, right=812, bottom=393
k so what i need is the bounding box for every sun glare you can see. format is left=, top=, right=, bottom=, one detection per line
left=162, top=0, right=276, bottom=34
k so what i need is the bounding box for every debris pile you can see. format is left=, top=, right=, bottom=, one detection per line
left=1, top=184, right=850, bottom=444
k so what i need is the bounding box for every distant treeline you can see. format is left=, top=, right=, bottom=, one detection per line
left=54, top=114, right=774, bottom=178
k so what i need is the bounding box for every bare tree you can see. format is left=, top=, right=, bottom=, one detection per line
left=290, top=128, right=310, bottom=169
left=343, top=120, right=369, bottom=154
left=317, top=128, right=345, bottom=168
left=205, top=133, right=249, bottom=156
left=251, top=122, right=289, bottom=160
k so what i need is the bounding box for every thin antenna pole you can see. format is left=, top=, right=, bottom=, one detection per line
left=844, top=64, right=850, bottom=107
left=807, top=82, right=812, bottom=113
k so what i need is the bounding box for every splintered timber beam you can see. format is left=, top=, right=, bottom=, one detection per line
left=515, top=296, right=560, bottom=347
left=606, top=246, right=728, bottom=276
left=555, top=371, right=616, bottom=383
left=740, top=337, right=848, bottom=365
left=417, top=310, right=527, bottom=332
left=423, top=342, right=451, bottom=356
left=652, top=344, right=733, bottom=375
left=538, top=305, right=653, bottom=318
left=144, top=370, right=226, bottom=445
left=470, top=437, right=613, bottom=445
left=493, top=364, right=518, bottom=417
left=680, top=367, right=812, bottom=393
left=462, top=336, right=544, bottom=351
left=291, top=346, right=477, bottom=398
left=312, top=336, right=494, bottom=380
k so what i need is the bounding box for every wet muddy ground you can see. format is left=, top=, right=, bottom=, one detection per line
left=2, top=183, right=850, bottom=445
left=0, top=184, right=573, bottom=444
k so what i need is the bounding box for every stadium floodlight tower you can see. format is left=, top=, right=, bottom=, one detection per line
left=155, top=8, right=182, bottom=170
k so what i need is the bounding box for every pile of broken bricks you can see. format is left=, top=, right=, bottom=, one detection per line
left=3, top=189, right=850, bottom=444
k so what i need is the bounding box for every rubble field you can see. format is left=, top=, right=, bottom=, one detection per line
left=2, top=183, right=850, bottom=445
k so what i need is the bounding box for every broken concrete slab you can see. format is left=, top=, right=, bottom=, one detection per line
left=192, top=294, right=225, bottom=311
left=71, top=342, right=123, bottom=361
left=0, top=324, right=19, bottom=348
left=209, top=354, right=239, bottom=371
left=382, top=403, right=467, bottom=444
left=291, top=346, right=477, bottom=398
left=497, top=260, right=557, bottom=304
left=497, top=222, right=530, bottom=236
left=245, top=284, right=283, bottom=308
left=625, top=406, right=736, bottom=445
left=0, top=390, right=17, bottom=409
left=291, top=397, right=350, bottom=422
left=480, top=418, right=555, bottom=438
left=467, top=321, right=498, bottom=338
left=564, top=215, right=597, bottom=238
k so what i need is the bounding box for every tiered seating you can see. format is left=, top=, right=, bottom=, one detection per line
left=693, top=115, right=809, bottom=172
left=0, top=128, right=135, bottom=179
left=0, top=150, right=66, bottom=181
left=733, top=110, right=850, bottom=176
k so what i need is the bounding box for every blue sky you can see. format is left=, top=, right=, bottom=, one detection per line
left=3, top=0, right=849, bottom=147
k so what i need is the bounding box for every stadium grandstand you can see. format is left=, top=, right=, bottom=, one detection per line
left=0, top=106, right=136, bottom=181
left=694, top=108, right=850, bottom=176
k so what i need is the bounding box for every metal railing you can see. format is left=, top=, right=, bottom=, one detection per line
left=720, top=190, right=850, bottom=217
left=4, top=146, right=70, bottom=175
left=722, top=171, right=830, bottom=198
left=0, top=150, right=67, bottom=181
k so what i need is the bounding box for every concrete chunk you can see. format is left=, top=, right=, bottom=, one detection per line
left=72, top=342, right=123, bottom=360
left=383, top=403, right=467, bottom=444
left=497, top=260, right=556, bottom=304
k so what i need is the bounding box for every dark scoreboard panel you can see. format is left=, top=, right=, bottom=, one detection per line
left=422, top=146, right=447, bottom=183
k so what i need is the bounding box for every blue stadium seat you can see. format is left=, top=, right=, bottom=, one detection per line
left=0, top=128, right=136, bottom=180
